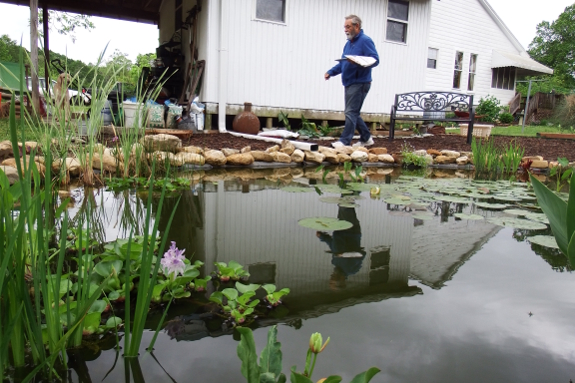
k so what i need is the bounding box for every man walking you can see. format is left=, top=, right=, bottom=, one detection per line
left=325, top=15, right=379, bottom=148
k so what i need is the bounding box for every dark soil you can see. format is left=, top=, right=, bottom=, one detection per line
left=181, top=132, right=575, bottom=162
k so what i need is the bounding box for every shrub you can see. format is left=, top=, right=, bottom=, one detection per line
left=476, top=95, right=501, bottom=123
left=498, top=112, right=514, bottom=124
left=552, top=94, right=575, bottom=130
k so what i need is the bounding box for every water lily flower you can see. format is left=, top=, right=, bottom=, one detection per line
left=161, top=241, right=186, bottom=278
left=309, top=332, right=330, bottom=354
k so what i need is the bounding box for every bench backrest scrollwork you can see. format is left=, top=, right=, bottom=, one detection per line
left=394, top=91, right=473, bottom=113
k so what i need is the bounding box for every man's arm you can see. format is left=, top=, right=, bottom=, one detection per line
left=326, top=61, right=343, bottom=79
left=363, top=37, right=379, bottom=68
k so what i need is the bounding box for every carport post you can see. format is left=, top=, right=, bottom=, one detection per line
left=521, top=80, right=532, bottom=134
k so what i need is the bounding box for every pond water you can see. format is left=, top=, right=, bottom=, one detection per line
left=62, top=169, right=575, bottom=383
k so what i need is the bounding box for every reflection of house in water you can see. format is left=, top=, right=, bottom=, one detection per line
left=409, top=214, right=501, bottom=289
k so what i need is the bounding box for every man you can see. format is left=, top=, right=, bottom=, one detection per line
left=325, top=15, right=379, bottom=148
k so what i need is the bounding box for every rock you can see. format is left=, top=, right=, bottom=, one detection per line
left=142, top=134, right=182, bottom=153
left=531, top=160, right=549, bottom=169
left=522, top=155, right=543, bottom=162
left=65, top=157, right=82, bottom=176
left=175, top=152, right=205, bottom=166
left=351, top=151, right=368, bottom=162
left=280, top=140, right=296, bottom=155
left=2, top=157, right=46, bottom=175
left=0, top=140, right=13, bottom=159
left=251, top=150, right=275, bottom=162
left=291, top=149, right=305, bottom=163
left=305, top=151, right=325, bottom=164
left=434, top=155, right=457, bottom=164
left=240, top=146, right=252, bottom=154
left=333, top=145, right=354, bottom=155
left=440, top=150, right=460, bottom=158
left=226, top=153, right=254, bottom=166
left=271, top=152, right=292, bottom=163
left=92, top=152, right=123, bottom=173
left=456, top=156, right=470, bottom=165
left=549, top=161, right=559, bottom=169
left=18, top=141, right=40, bottom=153
left=222, top=148, right=240, bottom=157
left=58, top=190, right=71, bottom=199
left=378, top=154, right=395, bottom=163
left=376, top=168, right=394, bottom=175
left=337, top=153, right=351, bottom=163
left=354, top=147, right=369, bottom=154
left=427, top=149, right=441, bottom=156
left=423, top=154, right=434, bottom=165
left=169, top=152, right=185, bottom=167
left=367, top=153, right=379, bottom=162
left=461, top=151, right=472, bottom=158
left=265, top=145, right=280, bottom=153
left=204, top=150, right=227, bottom=166
left=180, top=145, right=204, bottom=155
left=391, top=154, right=403, bottom=164
left=369, top=147, right=387, bottom=155
left=413, top=149, right=427, bottom=157
left=322, top=150, right=339, bottom=164
left=0, top=165, right=18, bottom=184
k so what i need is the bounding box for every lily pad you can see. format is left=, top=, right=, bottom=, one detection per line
left=503, top=209, right=529, bottom=217
left=347, top=183, right=380, bottom=192
left=525, top=213, right=550, bottom=225
left=454, top=213, right=484, bottom=220
left=412, top=213, right=434, bottom=220
left=298, top=217, right=353, bottom=231
left=384, top=198, right=411, bottom=206
left=487, top=217, right=548, bottom=230
left=434, top=195, right=472, bottom=204
left=474, top=202, right=509, bottom=210
left=527, top=235, right=560, bottom=249
left=281, top=186, right=312, bottom=193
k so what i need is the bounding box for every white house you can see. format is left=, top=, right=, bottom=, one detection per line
left=155, top=0, right=553, bottom=131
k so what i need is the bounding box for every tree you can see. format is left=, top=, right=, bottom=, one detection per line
left=38, top=11, right=95, bottom=43
left=0, top=34, right=27, bottom=63
left=528, top=4, right=575, bottom=90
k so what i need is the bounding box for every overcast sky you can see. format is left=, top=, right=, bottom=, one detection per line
left=0, top=0, right=573, bottom=64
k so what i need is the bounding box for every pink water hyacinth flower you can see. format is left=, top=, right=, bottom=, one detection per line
left=161, top=241, right=186, bottom=278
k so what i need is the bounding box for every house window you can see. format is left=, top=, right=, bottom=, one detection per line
left=453, top=51, right=463, bottom=89
left=491, top=67, right=516, bottom=90
left=386, top=0, right=409, bottom=43
left=427, top=48, right=438, bottom=69
left=467, top=54, right=477, bottom=91
left=256, top=0, right=286, bottom=23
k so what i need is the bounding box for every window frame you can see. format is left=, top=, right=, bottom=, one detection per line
left=386, top=0, right=409, bottom=44
left=491, top=67, right=516, bottom=91
left=453, top=51, right=464, bottom=89
left=467, top=53, right=477, bottom=91
left=427, top=48, right=438, bottom=69
left=254, top=0, right=287, bottom=25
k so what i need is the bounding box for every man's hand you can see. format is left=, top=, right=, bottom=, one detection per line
left=324, top=73, right=330, bottom=80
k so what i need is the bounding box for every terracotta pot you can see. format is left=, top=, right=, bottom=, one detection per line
left=232, top=102, right=260, bottom=135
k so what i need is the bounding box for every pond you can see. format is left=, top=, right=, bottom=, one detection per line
left=14, top=168, right=575, bottom=382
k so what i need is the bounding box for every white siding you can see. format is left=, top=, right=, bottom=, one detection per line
left=200, top=0, right=432, bottom=114
left=425, top=0, right=521, bottom=105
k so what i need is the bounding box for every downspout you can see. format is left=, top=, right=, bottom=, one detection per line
left=218, top=0, right=228, bottom=132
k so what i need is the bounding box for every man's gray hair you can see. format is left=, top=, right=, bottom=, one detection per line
left=345, top=15, right=362, bottom=28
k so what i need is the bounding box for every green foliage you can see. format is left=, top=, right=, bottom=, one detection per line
left=471, top=137, right=500, bottom=174
left=39, top=11, right=95, bottom=43
left=214, top=260, right=250, bottom=282
left=476, top=95, right=501, bottom=123
left=528, top=4, right=575, bottom=89
left=0, top=35, right=26, bottom=63
left=530, top=171, right=575, bottom=265
left=551, top=94, right=575, bottom=130
left=500, top=140, right=525, bottom=174
left=236, top=326, right=380, bottom=383
left=400, top=142, right=428, bottom=168
left=498, top=112, right=514, bottom=124
left=278, top=111, right=291, bottom=131
left=549, top=157, right=573, bottom=192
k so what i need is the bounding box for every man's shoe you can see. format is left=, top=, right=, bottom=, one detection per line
left=332, top=141, right=345, bottom=149
left=353, top=137, right=374, bottom=148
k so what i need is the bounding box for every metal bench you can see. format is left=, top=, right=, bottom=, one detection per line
left=389, top=91, right=475, bottom=144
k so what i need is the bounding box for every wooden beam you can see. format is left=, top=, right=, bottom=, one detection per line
left=30, top=0, right=40, bottom=115
left=43, top=5, right=50, bottom=94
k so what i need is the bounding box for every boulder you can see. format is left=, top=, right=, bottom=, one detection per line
left=92, top=152, right=123, bottom=173
left=0, top=165, right=18, bottom=184
left=65, top=157, right=83, bottom=176
left=222, top=148, right=240, bottom=157
left=522, top=155, right=544, bottom=162
left=204, top=150, right=227, bottom=166
left=369, top=147, right=387, bottom=155
left=440, top=150, right=460, bottom=158
left=337, top=153, right=352, bottom=163
left=291, top=149, right=305, bottom=163
left=423, top=154, right=434, bottom=165
left=179, top=145, right=204, bottom=155
left=271, top=152, right=292, bottom=163
left=322, top=150, right=339, bottom=164
left=0, top=140, right=13, bottom=159
left=456, top=156, right=470, bottom=165
left=434, top=155, right=457, bottom=164
left=333, top=145, right=354, bottom=155
left=427, top=149, right=441, bottom=157
left=531, top=160, right=549, bottom=169
left=175, top=152, right=205, bottom=166
left=413, top=149, right=427, bottom=157
left=378, top=154, right=395, bottom=163
left=351, top=151, right=368, bottom=162
left=305, top=151, right=325, bottom=164
left=240, top=146, right=252, bottom=154
left=142, top=134, right=182, bottom=153
left=354, top=147, right=369, bottom=154
left=265, top=145, right=280, bottom=153
left=251, top=150, right=275, bottom=162
left=391, top=154, right=403, bottom=164
left=2, top=157, right=46, bottom=175
left=367, top=153, right=379, bottom=162
left=280, top=140, right=296, bottom=155
left=226, top=153, right=255, bottom=166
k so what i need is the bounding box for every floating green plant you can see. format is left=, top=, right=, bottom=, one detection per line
left=487, top=217, right=548, bottom=230
left=527, top=235, right=560, bottom=249
left=454, top=213, right=485, bottom=220
left=474, top=202, right=509, bottom=210
left=298, top=217, right=353, bottom=231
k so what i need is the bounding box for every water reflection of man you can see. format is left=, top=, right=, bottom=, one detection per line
left=316, top=205, right=366, bottom=290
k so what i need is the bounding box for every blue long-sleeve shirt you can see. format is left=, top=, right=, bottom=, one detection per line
left=327, top=30, right=379, bottom=87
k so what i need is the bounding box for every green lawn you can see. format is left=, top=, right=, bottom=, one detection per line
left=446, top=124, right=567, bottom=137
left=0, top=117, right=36, bottom=142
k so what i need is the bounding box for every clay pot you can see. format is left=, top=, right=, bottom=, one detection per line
left=232, top=102, right=260, bottom=135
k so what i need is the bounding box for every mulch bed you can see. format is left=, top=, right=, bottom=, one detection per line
left=181, top=132, right=575, bottom=162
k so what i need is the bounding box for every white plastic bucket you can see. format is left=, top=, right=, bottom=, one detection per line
left=122, top=102, right=144, bottom=128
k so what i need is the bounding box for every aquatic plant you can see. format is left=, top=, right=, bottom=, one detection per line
left=500, top=140, right=525, bottom=174
left=549, top=157, right=572, bottom=192
left=214, top=260, right=250, bottom=282
left=471, top=137, right=500, bottom=175
left=262, top=284, right=291, bottom=307
left=236, top=325, right=380, bottom=383
left=400, top=142, right=428, bottom=168
left=530, top=171, right=575, bottom=266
